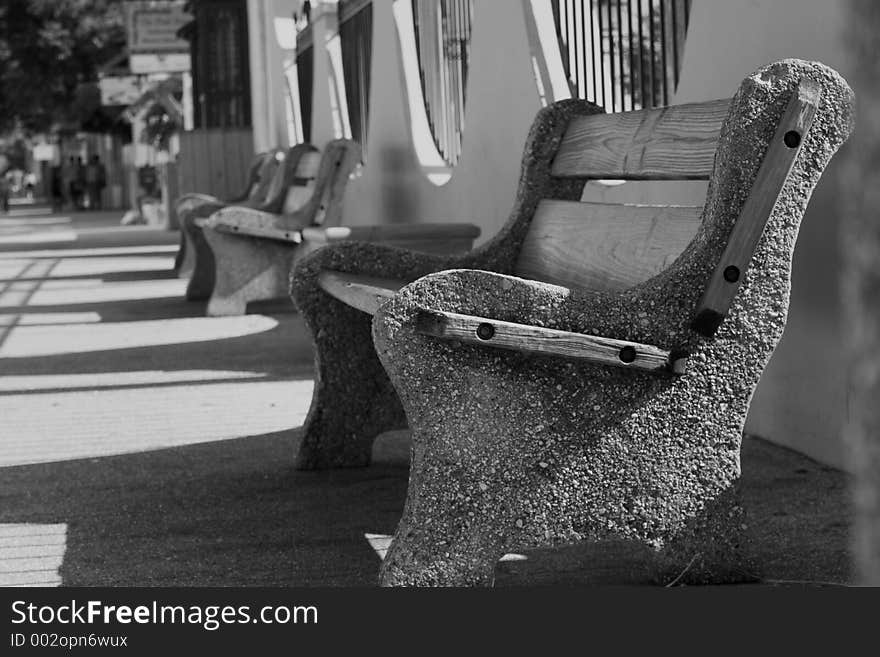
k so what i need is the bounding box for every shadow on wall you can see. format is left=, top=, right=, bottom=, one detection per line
left=379, top=147, right=419, bottom=223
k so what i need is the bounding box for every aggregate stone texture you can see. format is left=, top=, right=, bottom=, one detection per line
left=179, top=145, right=316, bottom=301
left=289, top=100, right=595, bottom=470
left=370, top=60, right=853, bottom=586
left=201, top=140, right=361, bottom=316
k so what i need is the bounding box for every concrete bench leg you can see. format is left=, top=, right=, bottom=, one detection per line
left=177, top=200, right=225, bottom=284
left=372, top=270, right=758, bottom=586
left=183, top=218, right=216, bottom=301
left=291, top=260, right=409, bottom=470
left=202, top=229, right=297, bottom=316
left=174, top=230, right=189, bottom=276
left=651, top=484, right=757, bottom=585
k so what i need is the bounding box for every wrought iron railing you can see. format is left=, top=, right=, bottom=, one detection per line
left=551, top=0, right=691, bottom=112
left=412, top=0, right=474, bottom=166
left=339, top=0, right=373, bottom=148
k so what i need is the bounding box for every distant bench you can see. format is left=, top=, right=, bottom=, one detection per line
left=173, top=150, right=281, bottom=278
left=178, top=145, right=314, bottom=302
left=289, top=59, right=854, bottom=586
left=196, top=141, right=481, bottom=316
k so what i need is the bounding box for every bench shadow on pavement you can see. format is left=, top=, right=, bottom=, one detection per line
left=0, top=430, right=853, bottom=587
left=0, top=430, right=411, bottom=586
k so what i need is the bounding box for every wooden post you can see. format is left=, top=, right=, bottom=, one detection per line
left=842, top=0, right=880, bottom=586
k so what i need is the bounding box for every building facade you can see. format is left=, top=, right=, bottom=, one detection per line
left=190, top=0, right=858, bottom=471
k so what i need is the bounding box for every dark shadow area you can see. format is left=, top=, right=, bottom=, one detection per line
left=496, top=437, right=852, bottom=586
left=0, top=374, right=315, bottom=397
left=0, top=269, right=181, bottom=284
left=0, top=248, right=178, bottom=260
left=241, top=297, right=297, bottom=315
left=0, top=294, right=297, bottom=324
left=0, top=433, right=851, bottom=587
left=0, top=314, right=316, bottom=377
left=0, top=430, right=410, bottom=586
left=0, top=295, right=221, bottom=323
left=0, top=230, right=179, bottom=253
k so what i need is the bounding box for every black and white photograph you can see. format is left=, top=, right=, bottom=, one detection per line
left=0, top=0, right=877, bottom=648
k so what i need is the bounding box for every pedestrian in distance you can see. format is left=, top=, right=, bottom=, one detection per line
left=0, top=154, right=10, bottom=213
left=85, top=155, right=107, bottom=210
left=72, top=157, right=86, bottom=210
left=61, top=156, right=76, bottom=210
left=50, top=164, right=63, bottom=212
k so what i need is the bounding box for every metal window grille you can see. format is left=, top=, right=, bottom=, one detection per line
left=551, top=0, right=691, bottom=112
left=192, top=0, right=251, bottom=128
left=412, top=0, right=474, bottom=166
left=339, top=0, right=373, bottom=148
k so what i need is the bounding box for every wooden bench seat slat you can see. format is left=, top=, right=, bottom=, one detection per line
left=317, top=271, right=409, bottom=315
left=515, top=200, right=701, bottom=292
left=551, top=98, right=730, bottom=180
left=415, top=308, right=682, bottom=373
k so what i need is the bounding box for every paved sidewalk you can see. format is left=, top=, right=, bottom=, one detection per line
left=0, top=206, right=330, bottom=585
left=0, top=204, right=855, bottom=587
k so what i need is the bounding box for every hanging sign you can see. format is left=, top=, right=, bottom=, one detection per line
left=125, top=1, right=190, bottom=54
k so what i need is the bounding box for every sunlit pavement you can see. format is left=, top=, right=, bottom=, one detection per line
left=0, top=204, right=320, bottom=586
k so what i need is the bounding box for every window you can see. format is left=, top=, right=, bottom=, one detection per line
left=190, top=0, right=251, bottom=128
left=551, top=0, right=692, bottom=112
left=412, top=0, right=474, bottom=167
left=339, top=0, right=373, bottom=148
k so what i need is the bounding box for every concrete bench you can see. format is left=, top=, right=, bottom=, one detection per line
left=290, top=59, right=854, bottom=586
left=181, top=144, right=322, bottom=302
left=193, top=140, right=359, bottom=316
left=198, top=142, right=482, bottom=316
left=174, top=150, right=281, bottom=277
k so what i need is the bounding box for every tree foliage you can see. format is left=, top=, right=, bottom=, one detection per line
left=0, top=0, right=126, bottom=133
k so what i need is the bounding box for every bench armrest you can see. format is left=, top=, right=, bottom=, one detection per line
left=375, top=268, right=689, bottom=375
left=198, top=205, right=310, bottom=231
left=415, top=307, right=686, bottom=374
left=176, top=193, right=223, bottom=216
left=196, top=205, right=307, bottom=244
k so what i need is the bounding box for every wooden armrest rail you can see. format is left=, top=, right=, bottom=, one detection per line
left=317, top=270, right=409, bottom=315
left=198, top=215, right=303, bottom=244
left=415, top=308, right=688, bottom=374
left=692, top=78, right=821, bottom=337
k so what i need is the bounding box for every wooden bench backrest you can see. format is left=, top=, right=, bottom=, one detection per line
left=281, top=150, right=323, bottom=214
left=513, top=98, right=730, bottom=293
left=299, top=139, right=362, bottom=227
left=240, top=152, right=268, bottom=201
left=249, top=150, right=285, bottom=203
left=259, top=144, right=319, bottom=215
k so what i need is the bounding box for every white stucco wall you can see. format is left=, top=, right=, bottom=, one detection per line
left=310, top=0, right=544, bottom=234
left=248, top=0, right=300, bottom=153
